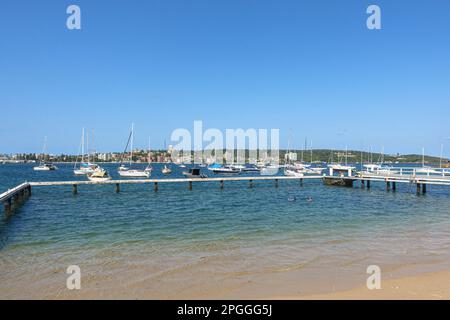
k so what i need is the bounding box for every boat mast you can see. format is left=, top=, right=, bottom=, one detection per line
left=422, top=147, right=425, bottom=167
left=130, top=123, right=134, bottom=165
left=345, top=146, right=348, bottom=166
left=40, top=136, right=47, bottom=165
left=81, top=128, right=85, bottom=163
left=148, top=137, right=151, bottom=164
left=86, top=130, right=90, bottom=164
left=440, top=144, right=444, bottom=169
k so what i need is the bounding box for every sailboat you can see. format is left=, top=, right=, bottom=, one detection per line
left=362, top=146, right=393, bottom=175
left=144, top=137, right=153, bottom=173
left=34, top=136, right=58, bottom=171
left=283, top=134, right=308, bottom=177
left=74, top=128, right=99, bottom=175
left=118, top=123, right=150, bottom=178
left=416, top=148, right=437, bottom=174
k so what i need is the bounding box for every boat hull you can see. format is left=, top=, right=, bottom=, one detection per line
left=118, top=170, right=150, bottom=178
left=87, top=176, right=112, bottom=182
left=323, top=177, right=355, bottom=187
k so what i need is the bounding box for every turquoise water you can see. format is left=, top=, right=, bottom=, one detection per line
left=1, top=163, right=450, bottom=298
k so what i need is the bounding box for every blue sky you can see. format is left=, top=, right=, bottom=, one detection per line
left=1, top=0, right=450, bottom=156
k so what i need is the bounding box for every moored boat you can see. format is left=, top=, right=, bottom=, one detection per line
left=87, top=168, right=111, bottom=182
left=182, top=168, right=207, bottom=178
left=117, top=123, right=150, bottom=178
left=162, top=165, right=172, bottom=174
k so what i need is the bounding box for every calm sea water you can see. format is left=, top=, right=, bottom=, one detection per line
left=1, top=163, right=450, bottom=298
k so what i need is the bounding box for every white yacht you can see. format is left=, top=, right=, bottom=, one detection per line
left=117, top=123, right=150, bottom=178
left=74, top=128, right=100, bottom=175
left=34, top=137, right=58, bottom=171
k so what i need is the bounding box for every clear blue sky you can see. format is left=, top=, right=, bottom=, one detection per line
left=1, top=0, right=450, bottom=156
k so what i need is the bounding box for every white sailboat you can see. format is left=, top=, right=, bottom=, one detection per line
left=74, top=128, right=99, bottom=175
left=284, top=134, right=306, bottom=177
left=144, top=137, right=153, bottom=173
left=416, top=147, right=437, bottom=174
left=118, top=123, right=150, bottom=178
left=34, top=136, right=57, bottom=171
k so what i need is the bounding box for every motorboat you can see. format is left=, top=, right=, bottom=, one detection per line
left=208, top=163, right=240, bottom=174
left=74, top=162, right=99, bottom=175
left=118, top=169, right=150, bottom=178
left=34, top=162, right=57, bottom=171
left=87, top=168, right=112, bottom=182
left=241, top=165, right=260, bottom=172
left=284, top=168, right=304, bottom=177
left=182, top=168, right=207, bottom=178
left=162, top=165, right=172, bottom=174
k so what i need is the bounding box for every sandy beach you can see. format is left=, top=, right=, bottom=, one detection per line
left=272, top=269, right=450, bottom=300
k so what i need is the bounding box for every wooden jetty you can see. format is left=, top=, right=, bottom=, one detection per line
left=0, top=182, right=32, bottom=215
left=1, top=176, right=319, bottom=214
left=323, top=166, right=450, bottom=194
left=2, top=168, right=450, bottom=214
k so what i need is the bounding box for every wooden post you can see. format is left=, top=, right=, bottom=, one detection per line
left=27, top=185, right=32, bottom=196
left=189, top=181, right=192, bottom=190
left=249, top=179, right=253, bottom=188
left=361, top=180, right=365, bottom=188
left=72, top=184, right=78, bottom=195
left=4, top=198, right=12, bottom=213
left=386, top=181, right=391, bottom=191
left=115, top=183, right=120, bottom=193
left=300, top=178, right=303, bottom=187
left=154, top=182, right=158, bottom=192
left=392, top=182, right=396, bottom=191
left=422, top=184, right=427, bottom=194
left=220, top=180, right=224, bottom=189
left=367, top=180, right=371, bottom=189
left=275, top=179, right=279, bottom=188
left=416, top=183, right=421, bottom=194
